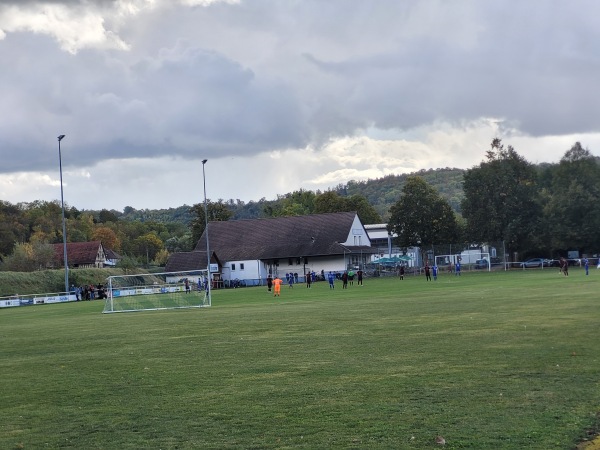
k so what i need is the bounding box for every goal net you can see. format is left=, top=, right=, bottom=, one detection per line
left=434, top=253, right=491, bottom=271
left=103, top=269, right=210, bottom=313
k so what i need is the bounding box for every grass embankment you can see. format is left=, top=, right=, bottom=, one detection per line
left=0, top=268, right=126, bottom=296
left=1, top=270, right=599, bottom=449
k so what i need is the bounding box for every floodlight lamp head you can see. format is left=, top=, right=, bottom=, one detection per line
left=58, top=135, right=65, bottom=141
left=202, top=159, right=208, bottom=164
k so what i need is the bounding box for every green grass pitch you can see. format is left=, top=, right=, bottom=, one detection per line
left=1, top=269, right=599, bottom=449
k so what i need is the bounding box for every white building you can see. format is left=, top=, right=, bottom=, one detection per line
left=166, top=211, right=377, bottom=286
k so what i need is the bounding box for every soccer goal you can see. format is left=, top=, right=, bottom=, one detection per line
left=103, top=269, right=211, bottom=313
left=434, top=253, right=491, bottom=271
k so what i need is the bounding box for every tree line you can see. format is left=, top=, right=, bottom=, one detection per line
left=389, top=140, right=600, bottom=261
left=0, top=190, right=382, bottom=271
left=0, top=139, right=597, bottom=271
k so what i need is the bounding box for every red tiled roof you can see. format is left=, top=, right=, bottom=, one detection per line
left=53, top=241, right=103, bottom=266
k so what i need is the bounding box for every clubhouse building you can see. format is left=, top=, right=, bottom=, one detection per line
left=165, top=211, right=376, bottom=286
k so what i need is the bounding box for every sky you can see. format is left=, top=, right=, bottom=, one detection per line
left=1, top=0, right=599, bottom=211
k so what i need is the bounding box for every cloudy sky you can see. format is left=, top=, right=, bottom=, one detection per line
left=1, top=0, right=599, bottom=211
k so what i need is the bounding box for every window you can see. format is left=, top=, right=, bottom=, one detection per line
left=240, top=263, right=245, bottom=270
left=231, top=263, right=236, bottom=271
left=354, top=235, right=362, bottom=245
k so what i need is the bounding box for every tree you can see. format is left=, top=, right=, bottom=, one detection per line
left=22, top=200, right=64, bottom=243
left=116, top=254, right=139, bottom=274
left=461, top=139, right=541, bottom=256
left=346, top=195, right=382, bottom=224
left=0, top=241, right=55, bottom=272
left=133, top=232, right=164, bottom=265
left=153, top=249, right=170, bottom=266
left=314, top=191, right=346, bottom=214
left=164, top=231, right=194, bottom=253
left=0, top=201, right=28, bottom=256
left=98, top=209, right=119, bottom=223
left=314, top=191, right=382, bottom=224
left=387, top=176, right=460, bottom=260
left=68, top=212, right=94, bottom=243
left=278, top=189, right=317, bottom=217
left=542, top=142, right=600, bottom=254
left=92, top=226, right=122, bottom=252
left=190, top=200, right=233, bottom=244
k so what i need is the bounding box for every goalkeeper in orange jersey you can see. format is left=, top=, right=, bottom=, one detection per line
left=272, top=276, right=283, bottom=297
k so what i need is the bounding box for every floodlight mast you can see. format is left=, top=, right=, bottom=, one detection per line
left=57, top=134, right=69, bottom=296
left=202, top=159, right=211, bottom=303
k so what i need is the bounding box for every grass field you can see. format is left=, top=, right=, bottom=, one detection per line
left=1, top=269, right=599, bottom=449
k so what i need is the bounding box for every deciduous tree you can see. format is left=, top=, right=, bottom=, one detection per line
left=387, top=176, right=460, bottom=259
left=92, top=226, right=122, bottom=252
left=190, top=200, right=233, bottom=244
left=461, top=139, right=541, bottom=256
left=315, top=191, right=381, bottom=224
left=0, top=241, right=55, bottom=272
left=542, top=142, right=600, bottom=254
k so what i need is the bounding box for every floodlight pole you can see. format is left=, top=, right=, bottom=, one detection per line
left=202, top=159, right=211, bottom=302
left=57, top=134, right=69, bottom=296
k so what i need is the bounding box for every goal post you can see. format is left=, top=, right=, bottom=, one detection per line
left=434, top=253, right=491, bottom=271
left=103, top=269, right=210, bottom=314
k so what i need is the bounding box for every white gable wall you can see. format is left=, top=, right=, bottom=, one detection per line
left=340, top=214, right=370, bottom=247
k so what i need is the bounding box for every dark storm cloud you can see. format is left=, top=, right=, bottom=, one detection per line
left=0, top=32, right=306, bottom=172
left=1, top=0, right=599, bottom=175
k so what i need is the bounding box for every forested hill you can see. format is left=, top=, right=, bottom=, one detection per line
left=334, top=168, right=464, bottom=220
left=115, top=167, right=465, bottom=224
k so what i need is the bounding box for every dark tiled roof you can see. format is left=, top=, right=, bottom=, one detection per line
left=105, top=248, right=122, bottom=260
left=165, top=251, right=220, bottom=273
left=165, top=251, right=207, bottom=272
left=194, top=211, right=368, bottom=261
left=53, top=241, right=103, bottom=265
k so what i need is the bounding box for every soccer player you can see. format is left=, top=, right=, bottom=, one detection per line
left=424, top=264, right=431, bottom=281
left=455, top=262, right=461, bottom=276
left=432, top=264, right=438, bottom=281
left=328, top=271, right=335, bottom=289
left=273, top=276, right=283, bottom=297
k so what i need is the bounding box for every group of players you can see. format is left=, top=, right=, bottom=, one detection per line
left=266, top=269, right=365, bottom=296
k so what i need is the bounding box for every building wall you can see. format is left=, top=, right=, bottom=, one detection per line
left=341, top=215, right=371, bottom=247
left=221, top=255, right=348, bottom=284
left=221, top=259, right=261, bottom=284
